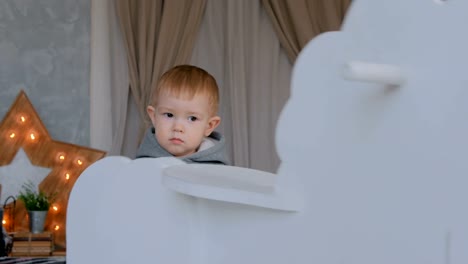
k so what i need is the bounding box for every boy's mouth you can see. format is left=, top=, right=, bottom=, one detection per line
left=170, top=137, right=184, bottom=144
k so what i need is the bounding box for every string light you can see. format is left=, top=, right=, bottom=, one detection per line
left=54, top=225, right=60, bottom=231
left=76, top=159, right=83, bottom=166
left=2, top=220, right=6, bottom=225
left=57, top=153, right=66, bottom=162
left=65, top=173, right=70, bottom=180
left=20, top=116, right=26, bottom=123
left=30, top=133, right=36, bottom=140
left=9, top=132, right=15, bottom=138
left=53, top=206, right=58, bottom=211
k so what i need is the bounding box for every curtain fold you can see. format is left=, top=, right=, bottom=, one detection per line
left=261, top=0, right=351, bottom=63
left=152, top=0, right=207, bottom=77
left=115, top=0, right=206, bottom=145
left=115, top=0, right=162, bottom=135
left=89, top=0, right=129, bottom=155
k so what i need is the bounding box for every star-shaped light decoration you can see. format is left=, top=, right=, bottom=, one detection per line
left=0, top=148, right=51, bottom=202
left=0, top=90, right=106, bottom=248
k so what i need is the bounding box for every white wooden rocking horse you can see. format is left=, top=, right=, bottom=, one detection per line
left=68, top=0, right=468, bottom=263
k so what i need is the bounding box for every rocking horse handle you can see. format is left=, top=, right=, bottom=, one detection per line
left=343, top=60, right=406, bottom=87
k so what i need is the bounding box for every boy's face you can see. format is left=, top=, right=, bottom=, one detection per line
left=147, top=91, right=220, bottom=157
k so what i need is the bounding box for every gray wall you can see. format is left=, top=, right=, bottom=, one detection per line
left=0, top=0, right=90, bottom=146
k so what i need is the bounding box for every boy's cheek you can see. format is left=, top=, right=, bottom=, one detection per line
left=154, top=117, right=165, bottom=126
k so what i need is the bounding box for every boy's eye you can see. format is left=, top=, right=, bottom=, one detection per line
left=188, top=116, right=198, bottom=122
left=163, top=113, right=173, bottom=118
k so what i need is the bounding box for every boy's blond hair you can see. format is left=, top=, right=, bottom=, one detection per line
left=151, top=65, right=219, bottom=115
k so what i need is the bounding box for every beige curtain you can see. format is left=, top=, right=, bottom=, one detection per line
left=261, top=0, right=351, bottom=63
left=115, top=0, right=207, bottom=142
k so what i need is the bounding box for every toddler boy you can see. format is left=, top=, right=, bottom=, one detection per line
left=136, top=65, right=230, bottom=165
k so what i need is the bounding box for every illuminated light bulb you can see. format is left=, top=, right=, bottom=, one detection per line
left=30, top=133, right=36, bottom=140
left=65, top=173, right=70, bottom=180
left=53, top=206, right=58, bottom=211
left=56, top=153, right=66, bottom=162
left=76, top=159, right=83, bottom=166
left=9, top=133, right=15, bottom=139
left=20, top=116, right=26, bottom=122
left=2, top=220, right=6, bottom=225
left=54, top=225, right=60, bottom=231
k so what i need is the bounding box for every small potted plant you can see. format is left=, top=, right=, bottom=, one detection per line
left=17, top=181, right=55, bottom=233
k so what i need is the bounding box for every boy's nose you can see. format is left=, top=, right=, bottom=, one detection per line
left=173, top=122, right=184, bottom=132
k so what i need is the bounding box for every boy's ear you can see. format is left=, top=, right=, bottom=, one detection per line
left=147, top=106, right=157, bottom=124
left=205, top=116, right=221, bottom=136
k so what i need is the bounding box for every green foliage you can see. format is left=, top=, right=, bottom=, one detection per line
left=17, top=181, right=55, bottom=211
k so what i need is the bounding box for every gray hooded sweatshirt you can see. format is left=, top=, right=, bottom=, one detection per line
left=136, top=127, right=230, bottom=165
